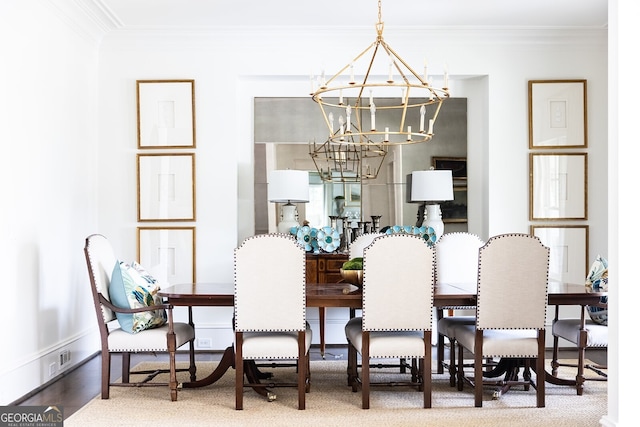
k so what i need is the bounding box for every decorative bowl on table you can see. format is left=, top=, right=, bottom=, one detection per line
left=340, top=268, right=363, bottom=287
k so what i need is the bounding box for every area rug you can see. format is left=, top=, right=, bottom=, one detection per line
left=66, top=360, right=606, bottom=427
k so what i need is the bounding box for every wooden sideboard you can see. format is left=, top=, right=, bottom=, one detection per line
left=305, top=252, right=349, bottom=357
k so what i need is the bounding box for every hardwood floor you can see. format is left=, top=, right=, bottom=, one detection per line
left=13, top=344, right=605, bottom=421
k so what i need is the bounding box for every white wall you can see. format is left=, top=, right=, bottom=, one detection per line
left=0, top=0, right=102, bottom=404
left=0, top=0, right=614, bottom=414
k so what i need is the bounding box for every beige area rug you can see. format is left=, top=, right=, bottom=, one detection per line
left=66, top=360, right=606, bottom=427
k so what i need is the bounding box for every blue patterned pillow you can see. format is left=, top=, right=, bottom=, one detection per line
left=585, top=255, right=608, bottom=326
left=109, top=261, right=167, bottom=333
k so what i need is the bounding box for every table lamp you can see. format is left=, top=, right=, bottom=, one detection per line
left=268, top=169, right=310, bottom=234
left=410, top=169, right=454, bottom=241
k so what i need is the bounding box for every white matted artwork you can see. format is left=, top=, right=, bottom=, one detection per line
left=137, top=227, right=195, bottom=285
left=137, top=153, right=196, bottom=221
left=137, top=80, right=196, bottom=148
left=530, top=152, right=587, bottom=220
left=531, top=225, right=588, bottom=284
left=528, top=80, right=587, bottom=148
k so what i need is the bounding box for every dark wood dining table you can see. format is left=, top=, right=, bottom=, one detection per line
left=158, top=281, right=606, bottom=390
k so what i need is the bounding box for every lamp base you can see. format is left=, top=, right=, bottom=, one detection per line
left=422, top=204, right=445, bottom=241
left=278, top=203, right=299, bottom=234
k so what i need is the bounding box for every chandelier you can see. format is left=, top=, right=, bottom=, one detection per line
left=310, top=0, right=449, bottom=147
left=309, top=123, right=387, bottom=183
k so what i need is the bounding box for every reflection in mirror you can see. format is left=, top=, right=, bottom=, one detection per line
left=254, top=97, right=468, bottom=236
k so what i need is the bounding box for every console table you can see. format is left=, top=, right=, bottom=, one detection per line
left=305, top=252, right=349, bottom=357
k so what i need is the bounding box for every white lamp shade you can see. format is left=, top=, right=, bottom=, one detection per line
left=268, top=170, right=310, bottom=203
left=411, top=170, right=454, bottom=202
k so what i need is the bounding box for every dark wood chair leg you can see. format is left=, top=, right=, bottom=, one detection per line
left=362, top=332, right=370, bottom=409
left=121, top=352, right=130, bottom=383
left=235, top=332, right=243, bottom=410
left=101, top=351, right=111, bottom=399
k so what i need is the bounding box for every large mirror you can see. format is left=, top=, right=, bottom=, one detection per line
left=254, top=97, right=468, bottom=235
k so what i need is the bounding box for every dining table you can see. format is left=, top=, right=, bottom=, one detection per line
left=158, top=281, right=606, bottom=392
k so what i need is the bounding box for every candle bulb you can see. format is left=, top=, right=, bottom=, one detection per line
left=423, top=58, right=428, bottom=83
left=370, top=103, right=376, bottom=131
left=407, top=126, right=412, bottom=141
left=420, top=105, right=426, bottom=132
left=384, top=127, right=389, bottom=141
left=428, top=119, right=434, bottom=135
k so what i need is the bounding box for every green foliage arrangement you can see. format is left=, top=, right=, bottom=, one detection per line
left=342, top=257, right=363, bottom=270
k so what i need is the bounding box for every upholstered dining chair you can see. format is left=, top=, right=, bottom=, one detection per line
left=344, top=233, right=435, bottom=409
left=451, top=233, right=550, bottom=407
left=434, top=232, right=485, bottom=385
left=84, top=234, right=196, bottom=401
left=551, top=304, right=608, bottom=395
left=348, top=232, right=385, bottom=259
left=234, top=233, right=312, bottom=410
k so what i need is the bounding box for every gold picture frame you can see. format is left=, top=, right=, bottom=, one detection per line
left=530, top=152, right=587, bottom=221
left=528, top=79, right=587, bottom=149
left=137, top=226, right=196, bottom=285
left=137, top=79, right=196, bottom=149
left=137, top=153, right=196, bottom=221
left=531, top=225, right=589, bottom=283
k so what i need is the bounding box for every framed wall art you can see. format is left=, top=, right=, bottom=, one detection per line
left=530, top=152, right=587, bottom=220
left=528, top=79, right=587, bottom=149
left=432, top=156, right=467, bottom=181
left=531, top=225, right=588, bottom=284
left=137, top=226, right=196, bottom=285
left=137, top=79, right=196, bottom=149
left=441, top=186, right=467, bottom=223
left=137, top=153, right=196, bottom=221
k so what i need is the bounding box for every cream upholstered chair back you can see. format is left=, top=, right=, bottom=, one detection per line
left=349, top=233, right=385, bottom=259
left=435, top=232, right=484, bottom=287
left=362, top=233, right=435, bottom=332
left=476, top=233, right=550, bottom=330
left=234, top=233, right=310, bottom=410
left=234, top=233, right=307, bottom=337
left=85, top=234, right=118, bottom=324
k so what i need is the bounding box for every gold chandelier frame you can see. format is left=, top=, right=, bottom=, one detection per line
left=310, top=0, right=449, bottom=147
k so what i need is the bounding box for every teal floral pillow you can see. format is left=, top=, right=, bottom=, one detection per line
left=585, top=255, right=608, bottom=326
left=109, top=261, right=167, bottom=333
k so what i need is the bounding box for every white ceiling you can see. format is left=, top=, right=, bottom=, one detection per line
left=96, top=0, right=608, bottom=30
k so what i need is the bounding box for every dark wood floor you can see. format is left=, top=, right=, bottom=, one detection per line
left=14, top=344, right=605, bottom=421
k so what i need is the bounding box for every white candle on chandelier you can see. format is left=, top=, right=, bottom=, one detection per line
left=369, top=89, right=373, bottom=106
left=346, top=105, right=352, bottom=132
left=339, top=115, right=345, bottom=140
left=444, top=64, right=449, bottom=88
left=428, top=119, right=434, bottom=135
left=420, top=105, right=426, bottom=132
left=329, top=112, right=335, bottom=133
left=370, top=103, right=376, bottom=130
left=407, top=126, right=412, bottom=141
left=423, top=58, right=428, bottom=82
left=384, top=127, right=389, bottom=141
left=339, top=89, right=343, bottom=105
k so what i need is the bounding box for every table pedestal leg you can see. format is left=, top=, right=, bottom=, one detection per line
left=181, top=345, right=273, bottom=398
